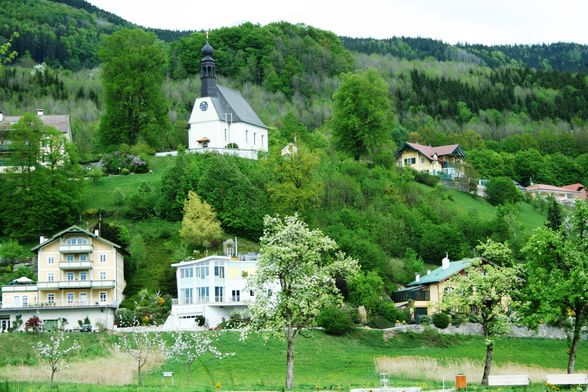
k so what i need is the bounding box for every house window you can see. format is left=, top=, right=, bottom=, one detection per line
left=22, top=296, right=28, bottom=307
left=66, top=293, right=74, bottom=303
left=80, top=255, right=88, bottom=261
left=196, top=287, right=209, bottom=303
left=80, top=272, right=87, bottom=281
left=404, top=158, right=416, bottom=165
left=231, top=290, right=240, bottom=302
left=420, top=157, right=425, bottom=164
left=48, top=256, right=55, bottom=265
left=47, top=294, right=55, bottom=304
left=214, top=262, right=224, bottom=278
left=80, top=292, right=88, bottom=304
left=100, top=272, right=107, bottom=280
left=214, top=286, right=224, bottom=302
left=14, top=296, right=20, bottom=307
left=195, top=265, right=209, bottom=279
left=182, top=288, right=193, bottom=304
left=180, top=268, right=193, bottom=279
left=66, top=237, right=88, bottom=245
left=99, top=292, right=107, bottom=303
left=47, top=272, right=54, bottom=282
left=66, top=272, right=74, bottom=281
left=99, top=254, right=106, bottom=263
left=250, top=290, right=254, bottom=297
left=66, top=255, right=74, bottom=262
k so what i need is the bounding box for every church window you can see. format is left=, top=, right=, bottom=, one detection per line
left=254, top=133, right=257, bottom=145
left=224, top=128, right=227, bottom=141
left=261, top=134, right=265, bottom=147
left=245, top=130, right=248, bottom=143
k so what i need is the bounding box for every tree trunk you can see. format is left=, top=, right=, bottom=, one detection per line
left=481, top=340, right=494, bottom=385
left=567, top=306, right=583, bottom=373
left=285, top=327, right=296, bottom=390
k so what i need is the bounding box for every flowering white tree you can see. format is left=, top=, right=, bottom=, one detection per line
left=117, top=330, right=165, bottom=385
left=165, top=331, right=232, bottom=384
left=34, top=330, right=80, bottom=383
left=243, top=215, right=359, bottom=390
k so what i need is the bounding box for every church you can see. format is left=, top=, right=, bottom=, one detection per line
left=187, top=39, right=268, bottom=160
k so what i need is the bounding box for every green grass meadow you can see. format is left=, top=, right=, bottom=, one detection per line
left=0, top=330, right=585, bottom=391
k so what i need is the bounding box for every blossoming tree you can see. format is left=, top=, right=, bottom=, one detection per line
left=35, top=331, right=80, bottom=383
left=243, top=214, right=359, bottom=390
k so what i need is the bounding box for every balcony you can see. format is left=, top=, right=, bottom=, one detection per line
left=392, top=289, right=430, bottom=303
left=37, top=280, right=115, bottom=290
left=59, top=261, right=93, bottom=270
left=1, top=284, right=38, bottom=293
left=59, top=244, right=93, bottom=253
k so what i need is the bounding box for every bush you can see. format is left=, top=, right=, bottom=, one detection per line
left=25, top=316, right=42, bottom=333
left=432, top=312, right=450, bottom=329
left=486, top=177, right=522, bottom=205
left=100, top=151, right=150, bottom=175
left=418, top=314, right=432, bottom=325
left=415, top=171, right=440, bottom=187
left=120, top=168, right=130, bottom=175
left=195, top=315, right=205, bottom=327
left=317, top=305, right=357, bottom=335
left=115, top=308, right=136, bottom=327
left=367, top=314, right=395, bottom=329
left=376, top=300, right=403, bottom=322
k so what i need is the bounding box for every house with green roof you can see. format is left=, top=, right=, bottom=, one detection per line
left=393, top=255, right=481, bottom=320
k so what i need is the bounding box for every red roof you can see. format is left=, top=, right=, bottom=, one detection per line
left=404, top=142, right=461, bottom=160
left=561, top=183, right=585, bottom=192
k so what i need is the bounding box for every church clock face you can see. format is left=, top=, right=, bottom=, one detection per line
left=199, top=101, right=209, bottom=111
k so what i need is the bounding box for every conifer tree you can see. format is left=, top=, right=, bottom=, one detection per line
left=179, top=191, right=223, bottom=250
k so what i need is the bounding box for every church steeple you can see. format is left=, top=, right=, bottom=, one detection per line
left=200, top=33, right=217, bottom=98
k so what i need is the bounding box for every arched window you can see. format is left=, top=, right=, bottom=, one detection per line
left=225, top=143, right=239, bottom=149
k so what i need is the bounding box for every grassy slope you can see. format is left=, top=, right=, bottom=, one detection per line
left=0, top=330, right=585, bottom=391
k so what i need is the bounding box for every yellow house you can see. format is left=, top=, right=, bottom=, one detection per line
left=0, top=225, right=125, bottom=332
left=395, top=142, right=466, bottom=178
left=393, top=256, right=480, bottom=320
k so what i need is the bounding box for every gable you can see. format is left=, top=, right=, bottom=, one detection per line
left=395, top=142, right=465, bottom=161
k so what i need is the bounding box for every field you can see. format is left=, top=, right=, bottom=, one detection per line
left=0, top=329, right=586, bottom=391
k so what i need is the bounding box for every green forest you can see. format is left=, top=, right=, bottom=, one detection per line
left=0, top=0, right=586, bottom=313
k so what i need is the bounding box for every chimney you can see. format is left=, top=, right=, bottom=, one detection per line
left=39, top=236, right=46, bottom=244
left=415, top=273, right=420, bottom=283
left=442, top=253, right=450, bottom=270
left=94, top=229, right=99, bottom=237
left=427, top=270, right=431, bottom=275
left=37, top=109, right=44, bottom=116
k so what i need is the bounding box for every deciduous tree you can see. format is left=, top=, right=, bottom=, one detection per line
left=243, top=215, right=358, bottom=390
left=117, top=329, right=165, bottom=385
left=332, top=69, right=393, bottom=160
left=179, top=190, right=223, bottom=250
left=99, top=29, right=171, bottom=149
left=441, top=259, right=520, bottom=385
left=35, top=331, right=80, bottom=383
left=521, top=200, right=588, bottom=373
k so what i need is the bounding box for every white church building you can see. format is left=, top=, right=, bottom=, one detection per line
left=187, top=40, right=268, bottom=160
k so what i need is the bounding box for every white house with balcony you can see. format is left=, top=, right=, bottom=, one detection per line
left=0, top=225, right=125, bottom=332
left=164, top=254, right=259, bottom=329
left=186, top=39, right=268, bottom=160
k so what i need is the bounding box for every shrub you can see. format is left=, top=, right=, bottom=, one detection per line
left=317, top=305, right=357, bottom=335
left=120, top=168, right=130, bottom=175
left=195, top=315, right=205, bottom=327
left=376, top=300, right=403, bottom=323
left=115, top=308, right=136, bottom=327
left=486, top=177, right=522, bottom=205
left=25, top=316, right=42, bottom=333
left=367, top=314, right=395, bottom=329
left=418, top=314, right=431, bottom=326
left=415, top=171, right=440, bottom=187
left=432, top=312, right=451, bottom=329
left=100, top=151, right=150, bottom=175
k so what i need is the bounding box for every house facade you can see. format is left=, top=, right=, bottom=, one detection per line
left=0, top=109, right=72, bottom=172
left=392, top=256, right=479, bottom=320
left=164, top=254, right=258, bottom=329
left=187, top=40, right=268, bottom=160
left=0, top=226, right=125, bottom=332
left=525, top=183, right=586, bottom=206
left=395, top=142, right=466, bottom=178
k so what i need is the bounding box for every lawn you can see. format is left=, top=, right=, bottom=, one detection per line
left=0, top=330, right=585, bottom=391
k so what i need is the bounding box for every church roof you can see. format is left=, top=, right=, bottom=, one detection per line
left=210, top=85, right=267, bottom=129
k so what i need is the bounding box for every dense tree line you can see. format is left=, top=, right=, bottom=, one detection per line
left=342, top=36, right=588, bottom=72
